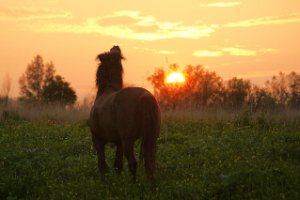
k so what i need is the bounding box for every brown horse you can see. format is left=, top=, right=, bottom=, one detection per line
left=89, top=46, right=161, bottom=181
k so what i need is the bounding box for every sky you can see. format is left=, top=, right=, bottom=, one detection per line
left=0, top=0, right=299, bottom=101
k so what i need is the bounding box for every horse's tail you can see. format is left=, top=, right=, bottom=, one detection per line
left=138, top=92, right=160, bottom=179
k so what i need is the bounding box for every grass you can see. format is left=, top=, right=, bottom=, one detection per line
left=1, top=110, right=300, bottom=199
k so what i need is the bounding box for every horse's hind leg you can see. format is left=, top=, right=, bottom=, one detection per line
left=92, top=134, right=108, bottom=175
left=114, top=140, right=123, bottom=175
left=123, top=140, right=137, bottom=182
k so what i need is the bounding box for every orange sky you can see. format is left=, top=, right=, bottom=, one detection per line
left=0, top=0, right=300, bottom=101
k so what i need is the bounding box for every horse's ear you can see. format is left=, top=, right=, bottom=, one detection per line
left=97, top=53, right=109, bottom=62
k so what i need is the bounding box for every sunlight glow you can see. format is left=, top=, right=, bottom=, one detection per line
left=166, top=72, right=185, bottom=84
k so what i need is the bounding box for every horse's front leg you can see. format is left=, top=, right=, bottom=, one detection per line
left=114, top=140, right=123, bottom=175
left=92, top=134, right=108, bottom=175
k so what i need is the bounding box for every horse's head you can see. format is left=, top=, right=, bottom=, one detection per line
left=110, top=45, right=121, bottom=54
left=97, top=46, right=124, bottom=63
left=95, top=46, right=124, bottom=94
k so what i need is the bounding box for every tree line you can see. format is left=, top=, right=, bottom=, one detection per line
left=2, top=57, right=299, bottom=110
left=0, top=55, right=77, bottom=107
left=148, top=64, right=300, bottom=110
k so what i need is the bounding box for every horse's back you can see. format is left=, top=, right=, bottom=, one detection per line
left=90, top=87, right=160, bottom=142
left=116, top=87, right=150, bottom=101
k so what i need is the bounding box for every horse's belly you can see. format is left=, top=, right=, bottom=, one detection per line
left=97, top=129, right=119, bottom=142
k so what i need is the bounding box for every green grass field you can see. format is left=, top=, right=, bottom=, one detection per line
left=1, top=113, right=300, bottom=199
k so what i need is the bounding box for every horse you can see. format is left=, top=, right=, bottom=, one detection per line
left=89, top=46, right=161, bottom=181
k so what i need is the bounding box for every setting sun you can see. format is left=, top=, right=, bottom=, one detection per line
left=166, top=72, right=186, bottom=84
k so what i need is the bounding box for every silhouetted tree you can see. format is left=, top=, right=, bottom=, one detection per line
left=148, top=64, right=225, bottom=108
left=288, top=72, right=300, bottom=109
left=19, top=55, right=77, bottom=105
left=42, top=75, right=77, bottom=105
left=44, top=61, right=56, bottom=86
left=249, top=86, right=276, bottom=111
left=225, top=77, right=251, bottom=108
left=148, top=62, right=300, bottom=110
left=0, top=74, right=12, bottom=106
left=148, top=67, right=166, bottom=101
left=19, top=55, right=45, bottom=102
left=183, top=65, right=225, bottom=106
left=266, top=72, right=290, bottom=107
left=148, top=64, right=186, bottom=108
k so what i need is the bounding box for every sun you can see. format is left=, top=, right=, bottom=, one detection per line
left=166, top=72, right=185, bottom=84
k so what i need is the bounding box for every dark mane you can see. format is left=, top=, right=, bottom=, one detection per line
left=96, top=51, right=124, bottom=94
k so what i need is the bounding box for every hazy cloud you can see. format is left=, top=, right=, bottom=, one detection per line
left=155, top=50, right=176, bottom=55
left=222, top=47, right=256, bottom=56
left=0, top=7, right=73, bottom=21
left=225, top=13, right=300, bottom=27
left=24, top=10, right=217, bottom=41
left=200, top=2, right=241, bottom=8
left=193, top=47, right=278, bottom=57
left=193, top=50, right=223, bottom=57
left=95, top=11, right=216, bottom=40
left=133, top=47, right=176, bottom=55
left=258, top=48, right=279, bottom=53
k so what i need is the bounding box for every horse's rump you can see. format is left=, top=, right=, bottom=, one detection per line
left=113, top=87, right=160, bottom=140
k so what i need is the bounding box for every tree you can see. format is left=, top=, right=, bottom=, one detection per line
left=225, top=77, right=251, bottom=108
left=147, top=65, right=184, bottom=108
left=19, top=55, right=77, bottom=105
left=0, top=74, right=12, bottom=106
left=148, top=62, right=299, bottom=110
left=183, top=65, right=225, bottom=106
left=288, top=72, right=300, bottom=109
left=147, top=67, right=166, bottom=102
left=42, top=75, right=77, bottom=105
left=248, top=86, right=276, bottom=111
left=265, top=72, right=290, bottom=107
left=44, top=61, right=56, bottom=85
left=148, top=64, right=225, bottom=108
left=19, top=55, right=46, bottom=102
